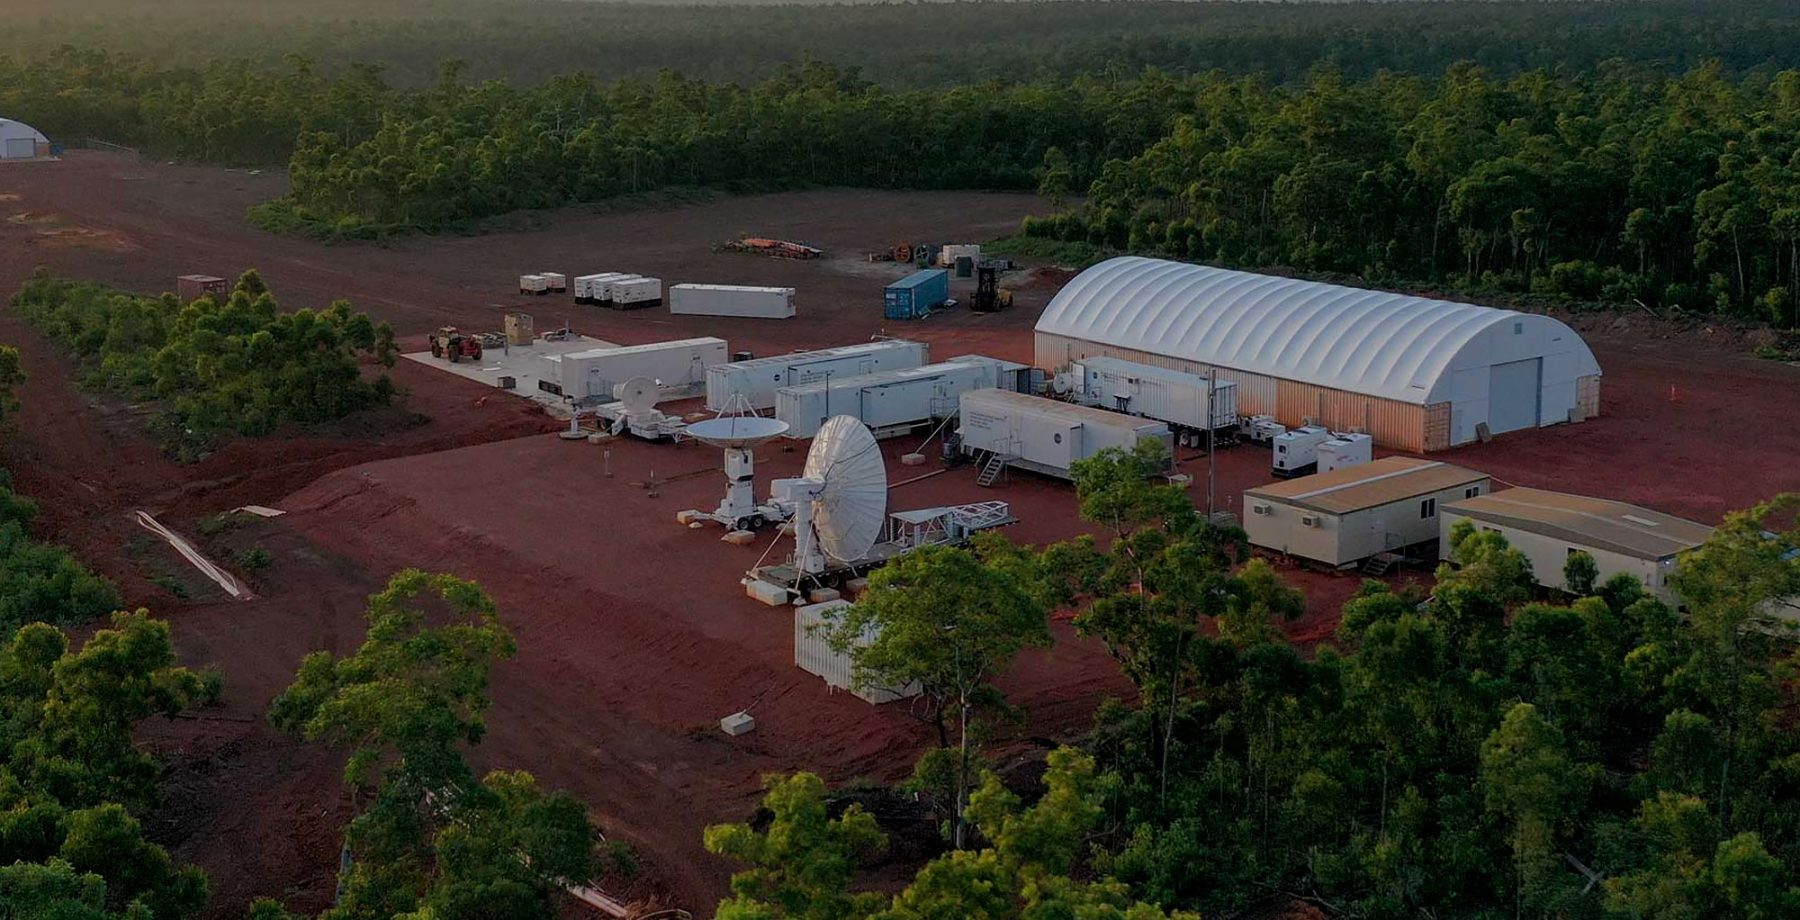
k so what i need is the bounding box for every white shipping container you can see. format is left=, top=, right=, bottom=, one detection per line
left=706, top=340, right=928, bottom=412
left=958, top=389, right=1172, bottom=480
left=1073, top=356, right=1239, bottom=432
left=540, top=337, right=727, bottom=402
left=1272, top=425, right=1332, bottom=476
left=794, top=600, right=919, bottom=704
left=611, top=277, right=663, bottom=309
left=776, top=360, right=997, bottom=439
left=1318, top=432, right=1373, bottom=472
left=670, top=284, right=797, bottom=319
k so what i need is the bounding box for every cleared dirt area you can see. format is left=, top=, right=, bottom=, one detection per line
left=3, top=151, right=1799, bottom=917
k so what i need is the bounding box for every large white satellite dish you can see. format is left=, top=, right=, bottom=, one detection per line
left=614, top=376, right=659, bottom=415
left=686, top=415, right=790, bottom=448
left=803, top=416, right=887, bottom=562
left=682, top=415, right=792, bottom=532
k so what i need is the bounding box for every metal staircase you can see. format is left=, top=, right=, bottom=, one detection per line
left=1361, top=553, right=1397, bottom=577
left=975, top=450, right=1009, bottom=487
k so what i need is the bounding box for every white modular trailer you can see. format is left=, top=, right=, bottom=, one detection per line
left=539, top=272, right=567, bottom=292
left=957, top=389, right=1173, bottom=481
left=794, top=600, right=919, bottom=704
left=538, top=337, right=727, bottom=402
left=776, top=360, right=997, bottom=439
left=609, top=277, right=663, bottom=310
left=1244, top=457, right=1491, bottom=567
left=705, top=339, right=929, bottom=412
left=1318, top=433, right=1373, bottom=473
left=945, top=354, right=1039, bottom=394
left=670, top=284, right=797, bottom=319
left=1073, top=356, right=1240, bottom=437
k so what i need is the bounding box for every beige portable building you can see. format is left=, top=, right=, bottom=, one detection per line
left=1441, top=488, right=1715, bottom=602
left=1244, top=457, right=1491, bottom=567
left=1035, top=257, right=1602, bottom=452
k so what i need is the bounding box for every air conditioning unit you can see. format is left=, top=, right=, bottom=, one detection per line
left=1300, top=514, right=1320, bottom=528
left=1251, top=503, right=1271, bottom=516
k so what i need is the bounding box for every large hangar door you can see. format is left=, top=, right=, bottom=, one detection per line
left=3, top=138, right=34, bottom=159
left=1487, top=358, right=1542, bottom=433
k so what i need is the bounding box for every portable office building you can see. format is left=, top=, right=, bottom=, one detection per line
left=794, top=600, right=919, bottom=704
left=538, top=337, right=727, bottom=402
left=705, top=340, right=928, bottom=412
left=776, top=360, right=995, bottom=439
left=1441, top=488, right=1714, bottom=602
left=1073, top=356, right=1239, bottom=441
left=0, top=119, right=51, bottom=160
left=670, top=284, right=797, bottom=319
left=957, top=389, right=1173, bottom=481
left=884, top=269, right=950, bottom=320
left=1243, top=457, right=1490, bottom=567
left=1035, top=256, right=1602, bottom=451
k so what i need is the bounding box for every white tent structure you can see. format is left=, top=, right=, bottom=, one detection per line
left=0, top=119, right=51, bottom=161
left=1035, top=257, right=1601, bottom=451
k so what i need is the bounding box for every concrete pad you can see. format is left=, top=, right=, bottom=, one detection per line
left=744, top=579, right=789, bottom=607
left=402, top=334, right=616, bottom=415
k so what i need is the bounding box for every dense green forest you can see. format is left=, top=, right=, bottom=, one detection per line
left=4, top=0, right=1798, bottom=89
left=10, top=271, right=398, bottom=457
left=715, top=446, right=1800, bottom=920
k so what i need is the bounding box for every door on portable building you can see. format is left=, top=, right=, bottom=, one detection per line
left=1486, top=357, right=1542, bottom=434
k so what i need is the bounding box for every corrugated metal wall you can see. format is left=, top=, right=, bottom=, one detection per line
left=1037, top=332, right=1431, bottom=451
left=1576, top=375, right=1601, bottom=420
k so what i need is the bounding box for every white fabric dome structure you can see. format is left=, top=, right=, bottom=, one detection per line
left=1035, top=257, right=1601, bottom=451
left=0, top=118, right=51, bottom=161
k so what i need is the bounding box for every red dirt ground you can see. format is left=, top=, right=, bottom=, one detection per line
left=4, top=151, right=1800, bottom=918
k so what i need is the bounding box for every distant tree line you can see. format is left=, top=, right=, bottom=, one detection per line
left=4, top=0, right=1800, bottom=90
left=10, top=270, right=398, bottom=457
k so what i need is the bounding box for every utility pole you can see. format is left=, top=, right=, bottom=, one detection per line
left=1206, top=368, right=1217, bottom=519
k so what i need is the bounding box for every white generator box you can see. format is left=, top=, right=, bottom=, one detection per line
left=720, top=711, right=756, bottom=736
left=706, top=340, right=928, bottom=412
left=1072, top=356, right=1239, bottom=436
left=1318, top=432, right=1373, bottom=473
left=541, top=337, right=727, bottom=401
left=518, top=274, right=548, bottom=294
left=572, top=274, right=600, bottom=303
left=610, top=277, right=662, bottom=310
left=958, top=389, right=1173, bottom=481
left=538, top=272, right=567, bottom=292
left=776, top=360, right=996, bottom=439
left=670, top=284, right=797, bottom=319
left=794, top=600, right=918, bottom=704
left=1243, top=415, right=1287, bottom=445
left=587, top=273, right=643, bottom=305
left=1272, top=425, right=1331, bottom=477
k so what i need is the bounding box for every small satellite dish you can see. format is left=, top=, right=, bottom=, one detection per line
left=686, top=415, right=790, bottom=448
left=614, top=376, right=658, bottom=414
left=804, top=416, right=887, bottom=562
left=1051, top=372, right=1073, bottom=395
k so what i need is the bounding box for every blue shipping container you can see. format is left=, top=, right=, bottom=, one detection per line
left=884, top=269, right=950, bottom=321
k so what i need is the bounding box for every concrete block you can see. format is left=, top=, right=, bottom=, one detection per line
left=722, top=530, right=756, bottom=545
left=808, top=587, right=842, bottom=604
left=676, top=509, right=703, bottom=525
left=900, top=452, right=926, bottom=466
left=845, top=577, right=871, bottom=596
left=720, top=711, right=756, bottom=736
left=744, top=578, right=790, bottom=607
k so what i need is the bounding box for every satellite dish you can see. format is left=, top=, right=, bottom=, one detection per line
left=614, top=376, right=658, bottom=414
left=1051, top=372, right=1073, bottom=395
left=686, top=415, right=790, bottom=448
left=803, top=416, right=887, bottom=562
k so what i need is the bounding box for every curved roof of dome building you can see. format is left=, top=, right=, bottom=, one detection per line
left=1036, top=257, right=1598, bottom=405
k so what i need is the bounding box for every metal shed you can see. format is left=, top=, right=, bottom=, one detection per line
left=1441, top=488, right=1714, bottom=602
left=0, top=118, right=51, bottom=160
left=1035, top=257, right=1602, bottom=451
left=1243, top=457, right=1491, bottom=567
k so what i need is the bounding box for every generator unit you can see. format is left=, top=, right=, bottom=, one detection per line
left=1242, top=415, right=1287, bottom=446
left=1318, top=432, right=1374, bottom=473
left=1271, top=425, right=1332, bottom=478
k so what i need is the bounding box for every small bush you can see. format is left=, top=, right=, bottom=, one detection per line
left=237, top=547, right=272, bottom=571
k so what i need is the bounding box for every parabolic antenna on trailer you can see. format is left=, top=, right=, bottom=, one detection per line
left=614, top=376, right=660, bottom=415
left=686, top=415, right=790, bottom=447
left=804, top=416, right=887, bottom=561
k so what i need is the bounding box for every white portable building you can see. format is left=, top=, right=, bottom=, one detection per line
left=1441, top=488, right=1714, bottom=603
left=0, top=119, right=51, bottom=160
left=610, top=277, right=662, bottom=310
left=538, top=337, right=727, bottom=402
left=776, top=360, right=997, bottom=439
left=957, top=389, right=1173, bottom=481
left=1035, top=257, right=1602, bottom=451
left=670, top=284, right=797, bottom=319
left=1272, top=425, right=1332, bottom=477
left=1243, top=457, right=1491, bottom=567
left=1073, top=355, right=1239, bottom=441
left=794, top=600, right=919, bottom=704
left=705, top=340, right=928, bottom=412
left=1318, top=433, right=1373, bottom=473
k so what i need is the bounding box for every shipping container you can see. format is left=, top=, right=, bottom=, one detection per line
left=1072, top=356, right=1240, bottom=441
left=669, top=283, right=797, bottom=319
left=958, top=389, right=1173, bottom=481
left=536, top=337, right=727, bottom=402
left=706, top=339, right=928, bottom=412
left=884, top=269, right=950, bottom=321
left=776, top=360, right=997, bottom=439
left=609, top=277, right=662, bottom=310
left=794, top=600, right=919, bottom=704
left=176, top=274, right=228, bottom=303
